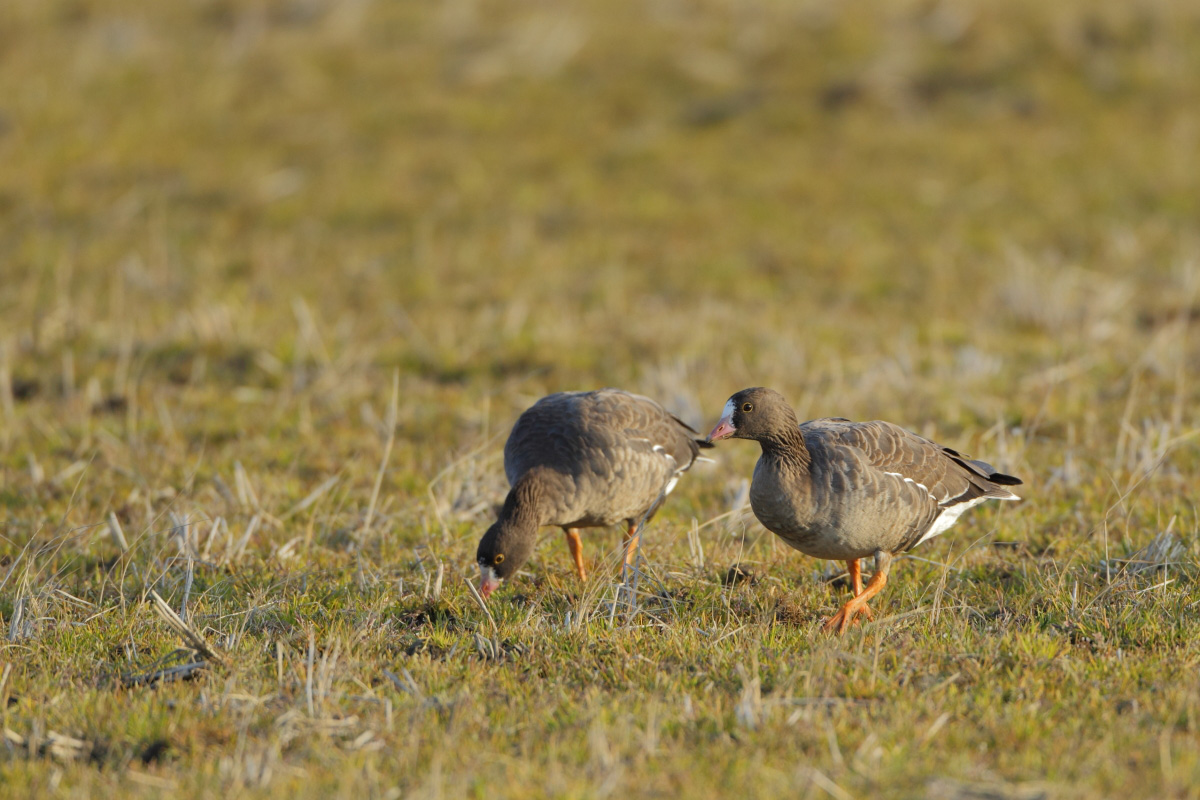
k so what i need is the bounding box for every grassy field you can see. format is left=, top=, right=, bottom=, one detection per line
left=2, top=0, right=1200, bottom=797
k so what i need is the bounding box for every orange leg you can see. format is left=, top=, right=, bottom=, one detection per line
left=564, top=528, right=587, bottom=582
left=848, top=558, right=864, bottom=595
left=622, top=521, right=641, bottom=567
left=824, top=552, right=892, bottom=634
left=845, top=559, right=875, bottom=623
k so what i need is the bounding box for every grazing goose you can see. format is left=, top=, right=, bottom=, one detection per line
left=476, top=389, right=712, bottom=598
left=707, top=387, right=1022, bottom=633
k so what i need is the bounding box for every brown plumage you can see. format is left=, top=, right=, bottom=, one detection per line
left=476, top=389, right=712, bottom=598
left=708, top=387, right=1022, bottom=633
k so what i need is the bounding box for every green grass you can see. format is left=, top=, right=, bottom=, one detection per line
left=2, top=0, right=1200, bottom=797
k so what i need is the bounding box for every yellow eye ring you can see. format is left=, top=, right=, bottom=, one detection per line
left=741, top=402, right=753, bottom=412
left=494, top=553, right=505, bottom=564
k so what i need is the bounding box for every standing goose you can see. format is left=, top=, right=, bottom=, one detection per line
left=476, top=389, right=712, bottom=598
left=708, top=387, right=1022, bottom=633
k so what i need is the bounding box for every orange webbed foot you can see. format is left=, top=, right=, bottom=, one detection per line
left=822, top=598, right=875, bottom=634
left=824, top=553, right=890, bottom=634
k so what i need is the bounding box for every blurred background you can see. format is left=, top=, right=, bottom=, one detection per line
left=2, top=2, right=1200, bottom=795
left=2, top=0, right=1198, bottom=544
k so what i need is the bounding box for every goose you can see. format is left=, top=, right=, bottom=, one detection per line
left=476, top=389, right=712, bottom=598
left=707, top=387, right=1022, bottom=633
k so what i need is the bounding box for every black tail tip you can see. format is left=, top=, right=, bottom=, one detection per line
left=696, top=439, right=716, bottom=449
left=990, top=472, right=1023, bottom=486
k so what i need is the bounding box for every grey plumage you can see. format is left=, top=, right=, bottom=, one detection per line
left=476, top=389, right=710, bottom=596
left=749, top=415, right=1020, bottom=560
left=504, top=390, right=706, bottom=528
left=709, top=387, right=1022, bottom=632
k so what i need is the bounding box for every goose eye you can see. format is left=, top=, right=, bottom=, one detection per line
left=493, top=553, right=505, bottom=565
left=741, top=402, right=753, bottom=413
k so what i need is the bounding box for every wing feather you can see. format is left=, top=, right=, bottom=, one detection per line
left=802, top=418, right=1021, bottom=508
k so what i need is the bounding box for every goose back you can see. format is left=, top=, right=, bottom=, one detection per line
left=504, top=389, right=706, bottom=528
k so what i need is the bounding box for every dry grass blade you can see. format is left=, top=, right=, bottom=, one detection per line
left=0, top=663, right=12, bottom=705
left=3, top=728, right=96, bottom=762
left=284, top=475, right=341, bottom=520
left=106, top=512, right=129, bottom=552
left=7, top=596, right=26, bottom=642
left=806, top=766, right=855, bottom=800
left=148, top=590, right=230, bottom=669
left=360, top=370, right=399, bottom=541
left=121, top=661, right=208, bottom=688
left=179, top=555, right=195, bottom=621
left=462, top=575, right=497, bottom=634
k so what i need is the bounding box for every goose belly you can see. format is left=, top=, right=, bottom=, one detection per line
left=749, top=472, right=929, bottom=561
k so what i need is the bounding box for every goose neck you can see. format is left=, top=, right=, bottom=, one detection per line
left=760, top=426, right=811, bottom=470
left=504, top=469, right=553, bottom=528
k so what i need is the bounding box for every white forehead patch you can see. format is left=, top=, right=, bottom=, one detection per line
left=721, top=398, right=735, bottom=422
